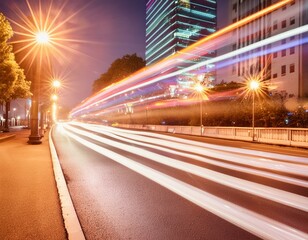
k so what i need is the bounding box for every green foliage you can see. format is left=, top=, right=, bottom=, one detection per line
left=92, top=53, right=145, bottom=93
left=0, top=13, right=31, bottom=103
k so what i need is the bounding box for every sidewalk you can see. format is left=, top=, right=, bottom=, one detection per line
left=0, top=128, right=67, bottom=240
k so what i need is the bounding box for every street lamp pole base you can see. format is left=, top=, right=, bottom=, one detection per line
left=28, top=135, right=42, bottom=144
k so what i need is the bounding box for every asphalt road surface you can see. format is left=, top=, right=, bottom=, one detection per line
left=52, top=122, right=308, bottom=240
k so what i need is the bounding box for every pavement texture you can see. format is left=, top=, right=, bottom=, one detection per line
left=0, top=125, right=307, bottom=240
left=0, top=127, right=67, bottom=240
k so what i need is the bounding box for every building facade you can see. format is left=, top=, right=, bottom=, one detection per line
left=216, top=0, right=308, bottom=98
left=145, top=0, right=217, bottom=66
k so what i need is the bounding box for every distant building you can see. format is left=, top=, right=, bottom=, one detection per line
left=216, top=0, right=308, bottom=98
left=145, top=0, right=217, bottom=97
left=145, top=0, right=217, bottom=66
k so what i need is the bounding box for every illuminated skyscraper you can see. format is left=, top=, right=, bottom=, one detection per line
left=145, top=0, right=217, bottom=66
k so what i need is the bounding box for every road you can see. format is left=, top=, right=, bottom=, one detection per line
left=52, top=122, right=308, bottom=240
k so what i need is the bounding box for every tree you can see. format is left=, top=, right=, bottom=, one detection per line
left=92, top=53, right=145, bottom=93
left=0, top=13, right=31, bottom=131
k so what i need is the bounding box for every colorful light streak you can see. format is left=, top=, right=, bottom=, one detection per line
left=60, top=122, right=308, bottom=240
left=70, top=0, right=300, bottom=119
left=71, top=26, right=308, bottom=119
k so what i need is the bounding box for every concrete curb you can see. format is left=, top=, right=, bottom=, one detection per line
left=0, top=134, right=16, bottom=143
left=49, top=127, right=86, bottom=240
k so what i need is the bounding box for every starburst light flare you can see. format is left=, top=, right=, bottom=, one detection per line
left=7, top=0, right=90, bottom=71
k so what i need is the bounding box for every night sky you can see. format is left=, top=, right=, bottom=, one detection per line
left=0, top=0, right=228, bottom=109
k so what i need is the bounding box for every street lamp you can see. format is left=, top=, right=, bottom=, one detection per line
left=249, top=80, right=260, bottom=141
left=35, top=31, right=50, bottom=44
left=51, top=94, right=58, bottom=102
left=52, top=79, right=61, bottom=89
left=9, top=0, right=80, bottom=142
left=13, top=108, right=16, bottom=126
left=28, top=31, right=50, bottom=144
left=194, top=83, right=204, bottom=135
left=50, top=79, right=61, bottom=125
left=52, top=102, right=57, bottom=123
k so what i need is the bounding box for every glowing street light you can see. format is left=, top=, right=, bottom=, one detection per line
left=249, top=80, right=260, bottom=141
left=13, top=108, right=16, bottom=126
left=51, top=94, right=58, bottom=101
left=52, top=79, right=61, bottom=89
left=50, top=79, right=61, bottom=125
left=35, top=31, right=50, bottom=44
left=8, top=0, right=84, bottom=142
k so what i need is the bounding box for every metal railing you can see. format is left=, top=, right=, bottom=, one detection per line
left=117, top=124, right=308, bottom=148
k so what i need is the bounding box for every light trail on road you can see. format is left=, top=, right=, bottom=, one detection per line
left=70, top=123, right=308, bottom=189
left=57, top=122, right=308, bottom=240
left=64, top=123, right=308, bottom=212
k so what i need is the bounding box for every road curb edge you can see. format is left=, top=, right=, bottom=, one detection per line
left=49, top=127, right=86, bottom=240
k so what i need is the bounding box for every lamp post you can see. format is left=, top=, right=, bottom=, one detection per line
left=13, top=108, right=16, bottom=126
left=51, top=79, right=61, bottom=124
left=51, top=101, right=58, bottom=123
left=28, top=31, right=50, bottom=144
left=249, top=80, right=259, bottom=141
left=194, top=83, right=204, bottom=135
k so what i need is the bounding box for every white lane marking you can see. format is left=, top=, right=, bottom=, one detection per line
left=73, top=122, right=307, bottom=164
left=62, top=126, right=308, bottom=240
left=86, top=124, right=308, bottom=176
left=81, top=125, right=308, bottom=188
left=64, top=124, right=308, bottom=212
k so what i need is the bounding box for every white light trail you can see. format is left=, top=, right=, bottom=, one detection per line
left=70, top=122, right=308, bottom=176
left=71, top=25, right=308, bottom=116
left=64, top=123, right=308, bottom=212
left=87, top=122, right=308, bottom=165
left=61, top=125, right=308, bottom=240
left=76, top=123, right=308, bottom=188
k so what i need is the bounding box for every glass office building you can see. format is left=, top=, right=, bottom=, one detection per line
left=146, top=0, right=217, bottom=66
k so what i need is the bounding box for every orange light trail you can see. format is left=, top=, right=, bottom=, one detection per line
left=70, top=0, right=296, bottom=119
left=72, top=0, right=293, bottom=113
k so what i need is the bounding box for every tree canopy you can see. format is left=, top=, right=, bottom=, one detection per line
left=92, top=53, right=145, bottom=93
left=0, top=12, right=31, bottom=103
